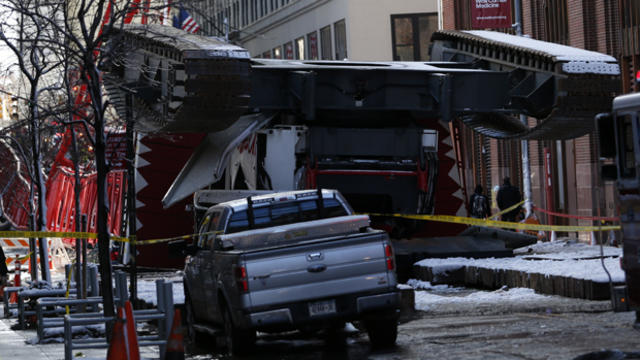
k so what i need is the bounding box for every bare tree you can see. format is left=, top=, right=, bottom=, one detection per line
left=0, top=0, right=70, bottom=285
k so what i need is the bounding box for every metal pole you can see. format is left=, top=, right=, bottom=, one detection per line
left=70, top=126, right=83, bottom=299
left=514, top=0, right=532, bottom=217
left=125, top=93, right=138, bottom=307
left=81, top=214, right=87, bottom=301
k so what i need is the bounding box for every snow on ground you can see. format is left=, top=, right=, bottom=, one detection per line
left=413, top=286, right=547, bottom=311
left=406, top=279, right=464, bottom=293
left=513, top=238, right=621, bottom=259
left=404, top=280, right=611, bottom=314
left=136, top=273, right=184, bottom=306
left=415, top=239, right=624, bottom=283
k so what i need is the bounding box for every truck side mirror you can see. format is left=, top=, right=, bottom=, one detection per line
left=596, top=112, right=616, bottom=158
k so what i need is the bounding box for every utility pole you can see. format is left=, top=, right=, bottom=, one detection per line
left=513, top=0, right=532, bottom=217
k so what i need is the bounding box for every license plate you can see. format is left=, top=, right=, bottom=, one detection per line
left=308, top=299, right=336, bottom=316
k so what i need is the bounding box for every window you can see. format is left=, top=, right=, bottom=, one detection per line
left=199, top=211, right=222, bottom=248
left=262, top=51, right=271, bottom=58
left=320, top=25, right=332, bottom=60
left=273, top=46, right=282, bottom=59
left=544, top=0, right=569, bottom=44
left=307, top=31, right=319, bottom=60
left=284, top=42, right=294, bottom=59
left=295, top=37, right=305, bottom=60
left=242, top=0, right=247, bottom=26
left=617, top=114, right=636, bottom=178
left=225, top=199, right=349, bottom=233
left=251, top=0, right=257, bottom=22
left=334, top=19, right=347, bottom=60
left=391, top=13, right=438, bottom=61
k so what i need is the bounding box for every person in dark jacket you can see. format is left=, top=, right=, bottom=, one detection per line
left=497, top=177, right=521, bottom=222
left=469, top=185, right=490, bottom=219
left=0, top=245, right=8, bottom=288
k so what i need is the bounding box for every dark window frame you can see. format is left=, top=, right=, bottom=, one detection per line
left=390, top=12, right=437, bottom=61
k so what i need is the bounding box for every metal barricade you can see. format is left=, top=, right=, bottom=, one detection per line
left=62, top=278, right=175, bottom=360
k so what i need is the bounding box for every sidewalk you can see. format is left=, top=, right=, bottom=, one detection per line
left=0, top=303, right=160, bottom=360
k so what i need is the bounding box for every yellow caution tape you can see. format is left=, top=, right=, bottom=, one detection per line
left=489, top=200, right=525, bottom=220
left=368, top=213, right=620, bottom=232
left=5, top=252, right=33, bottom=264
left=117, top=231, right=221, bottom=245
left=0, top=230, right=224, bottom=246
left=0, top=214, right=618, bottom=246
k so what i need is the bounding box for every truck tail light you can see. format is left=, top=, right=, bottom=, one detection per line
left=384, top=244, right=394, bottom=270
left=235, top=265, right=248, bottom=292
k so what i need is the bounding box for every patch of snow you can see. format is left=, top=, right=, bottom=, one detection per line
left=137, top=277, right=184, bottom=306
left=406, top=279, right=463, bottom=292
left=416, top=240, right=624, bottom=283
left=344, top=322, right=358, bottom=333
left=431, top=264, right=465, bottom=275
left=396, top=283, right=412, bottom=290
left=464, top=30, right=617, bottom=63
left=414, top=287, right=550, bottom=311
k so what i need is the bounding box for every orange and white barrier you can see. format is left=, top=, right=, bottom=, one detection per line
left=1, top=238, right=29, bottom=248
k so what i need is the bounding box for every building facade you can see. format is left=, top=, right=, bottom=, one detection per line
left=194, top=0, right=440, bottom=61
left=193, top=0, right=633, bottom=240
left=443, top=0, right=627, bottom=240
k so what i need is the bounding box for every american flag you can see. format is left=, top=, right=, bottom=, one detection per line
left=173, top=7, right=200, bottom=33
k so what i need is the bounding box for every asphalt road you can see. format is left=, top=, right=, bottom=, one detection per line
left=2, top=288, right=639, bottom=360
left=185, top=289, right=640, bottom=360
left=185, top=311, right=640, bottom=360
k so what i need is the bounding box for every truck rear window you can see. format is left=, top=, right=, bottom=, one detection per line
left=226, top=198, right=348, bottom=233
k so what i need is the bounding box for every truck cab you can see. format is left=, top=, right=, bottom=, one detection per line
left=597, top=92, right=640, bottom=310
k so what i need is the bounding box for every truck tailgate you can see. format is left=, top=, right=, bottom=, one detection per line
left=243, top=231, right=394, bottom=308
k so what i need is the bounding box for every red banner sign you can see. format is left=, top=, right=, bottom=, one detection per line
left=471, top=0, right=512, bottom=29
left=106, top=132, right=128, bottom=170
left=308, top=32, right=318, bottom=60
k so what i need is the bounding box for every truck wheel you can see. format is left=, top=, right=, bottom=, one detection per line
left=323, top=322, right=347, bottom=348
left=222, top=306, right=255, bottom=355
left=365, top=317, right=398, bottom=348
left=185, top=293, right=205, bottom=352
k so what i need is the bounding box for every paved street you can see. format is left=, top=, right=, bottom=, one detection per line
left=186, top=286, right=640, bottom=360
left=2, top=285, right=639, bottom=360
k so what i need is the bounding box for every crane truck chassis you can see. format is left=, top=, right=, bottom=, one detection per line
left=97, top=26, right=621, bottom=268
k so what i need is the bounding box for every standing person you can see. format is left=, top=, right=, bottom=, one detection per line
left=469, top=185, right=490, bottom=219
left=497, top=177, right=522, bottom=222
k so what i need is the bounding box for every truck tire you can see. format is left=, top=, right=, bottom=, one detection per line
left=184, top=292, right=207, bottom=352
left=222, top=306, right=256, bottom=355
left=365, top=316, right=398, bottom=348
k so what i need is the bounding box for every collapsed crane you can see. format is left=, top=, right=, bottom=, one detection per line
left=100, top=25, right=619, bottom=267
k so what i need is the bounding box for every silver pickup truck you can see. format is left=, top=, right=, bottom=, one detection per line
left=180, top=189, right=400, bottom=355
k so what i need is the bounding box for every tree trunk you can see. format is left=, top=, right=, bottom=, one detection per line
left=29, top=92, right=50, bottom=285
left=88, top=66, right=115, bottom=338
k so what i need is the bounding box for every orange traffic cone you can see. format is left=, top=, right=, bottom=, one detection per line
left=9, top=255, right=20, bottom=303
left=164, top=309, right=185, bottom=360
left=106, top=307, right=129, bottom=360
left=124, top=301, right=140, bottom=360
